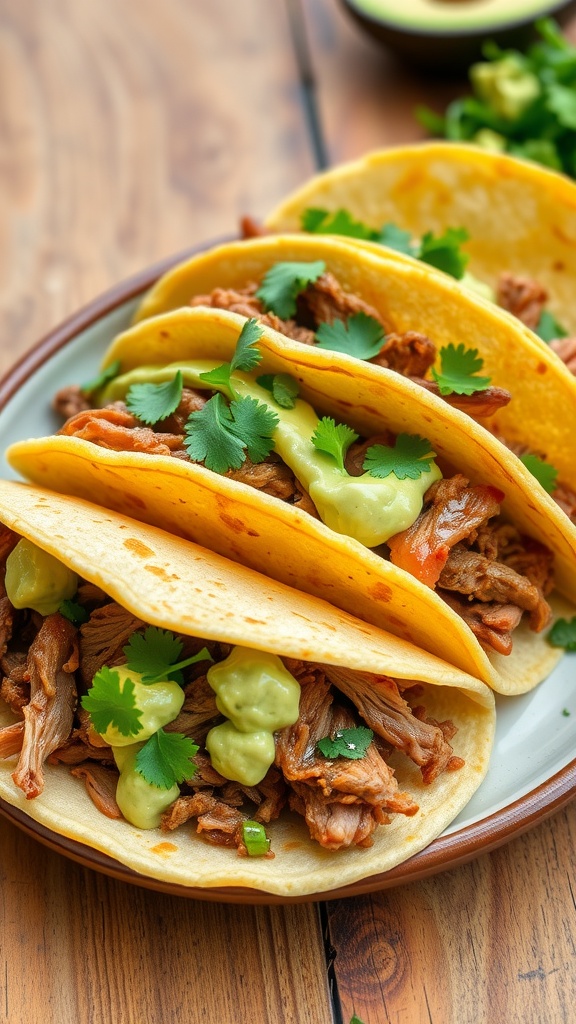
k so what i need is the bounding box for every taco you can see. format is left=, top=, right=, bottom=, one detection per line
left=129, top=231, right=576, bottom=528
left=7, top=306, right=575, bottom=696
left=0, top=480, right=494, bottom=897
left=265, top=140, right=576, bottom=366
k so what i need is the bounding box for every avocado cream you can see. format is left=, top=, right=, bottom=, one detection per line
left=103, top=361, right=441, bottom=546
left=96, top=667, right=185, bottom=747
left=5, top=538, right=78, bottom=616
left=113, top=744, right=180, bottom=829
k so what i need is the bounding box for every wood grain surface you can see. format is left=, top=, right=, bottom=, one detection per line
left=1, top=1, right=576, bottom=1022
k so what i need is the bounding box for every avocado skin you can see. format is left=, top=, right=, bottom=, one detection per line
left=339, top=0, right=576, bottom=75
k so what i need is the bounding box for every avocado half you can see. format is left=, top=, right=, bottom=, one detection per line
left=339, top=0, right=576, bottom=73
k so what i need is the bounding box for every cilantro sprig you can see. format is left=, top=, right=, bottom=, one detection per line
left=315, top=313, right=385, bottom=360
left=519, top=453, right=559, bottom=494
left=256, top=372, right=299, bottom=409
left=199, top=318, right=264, bottom=400
left=126, top=371, right=184, bottom=425
left=80, top=359, right=121, bottom=397
left=59, top=599, right=89, bottom=626
left=317, top=726, right=373, bottom=760
left=548, top=617, right=576, bottom=651
left=311, top=417, right=359, bottom=473
left=363, top=434, right=437, bottom=480
left=123, top=626, right=213, bottom=684
left=431, top=343, right=492, bottom=395
left=256, top=260, right=326, bottom=318
left=185, top=393, right=279, bottom=473
left=135, top=729, right=199, bottom=789
left=81, top=666, right=143, bottom=738
left=535, top=309, right=568, bottom=343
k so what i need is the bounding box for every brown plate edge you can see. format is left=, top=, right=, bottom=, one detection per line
left=0, top=241, right=575, bottom=903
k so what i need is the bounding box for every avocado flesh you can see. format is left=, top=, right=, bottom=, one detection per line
left=347, top=0, right=566, bottom=32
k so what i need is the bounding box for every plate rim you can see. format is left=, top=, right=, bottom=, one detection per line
left=1, top=241, right=575, bottom=903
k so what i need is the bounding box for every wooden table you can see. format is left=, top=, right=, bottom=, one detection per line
left=1, top=2, right=575, bottom=1021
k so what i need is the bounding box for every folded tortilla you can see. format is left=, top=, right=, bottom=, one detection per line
left=0, top=480, right=494, bottom=897
left=265, top=140, right=576, bottom=336
left=130, top=231, right=576, bottom=511
left=7, top=306, right=575, bottom=695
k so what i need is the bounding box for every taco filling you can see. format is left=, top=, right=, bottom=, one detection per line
left=0, top=528, right=465, bottom=855
left=50, top=319, right=555, bottom=658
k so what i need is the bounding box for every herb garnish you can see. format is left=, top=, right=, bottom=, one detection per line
left=301, top=207, right=378, bottom=241
left=199, top=318, right=264, bottom=400
left=81, top=666, right=143, bottom=738
left=242, top=820, right=271, bottom=856
left=315, top=313, right=385, bottom=360
left=311, top=417, right=359, bottom=473
left=362, top=434, right=437, bottom=480
left=418, top=228, right=470, bottom=279
left=431, top=343, right=492, bottom=395
left=416, top=18, right=576, bottom=179
left=535, top=309, right=568, bottom=343
left=185, top=393, right=279, bottom=473
left=548, top=617, right=576, bottom=651
left=256, top=260, right=326, bottom=318
left=59, top=599, right=89, bottom=626
left=123, top=626, right=213, bottom=684
left=519, top=453, right=559, bottom=494
left=80, top=359, right=121, bottom=397
left=126, top=371, right=184, bottom=424
left=135, top=729, right=199, bottom=789
left=317, top=726, right=373, bottom=760
left=256, top=372, right=300, bottom=409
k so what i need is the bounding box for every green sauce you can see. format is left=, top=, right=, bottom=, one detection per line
left=103, top=361, right=441, bottom=545
left=5, top=538, right=78, bottom=616
left=97, top=667, right=185, bottom=747
left=205, top=646, right=300, bottom=786
left=113, top=745, right=179, bottom=829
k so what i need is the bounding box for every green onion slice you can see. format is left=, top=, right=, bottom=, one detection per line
left=242, top=820, right=271, bottom=857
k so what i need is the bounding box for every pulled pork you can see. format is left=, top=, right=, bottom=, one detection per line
left=0, top=560, right=463, bottom=853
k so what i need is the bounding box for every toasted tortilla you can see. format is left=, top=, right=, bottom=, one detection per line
left=7, top=306, right=575, bottom=695
left=0, top=480, right=494, bottom=897
left=265, top=140, right=576, bottom=336
left=131, top=232, right=576, bottom=492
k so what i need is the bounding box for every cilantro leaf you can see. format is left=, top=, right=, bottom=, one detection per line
left=378, top=222, right=417, bottom=255
left=431, top=343, right=492, bottom=395
left=184, top=393, right=278, bottom=473
left=199, top=319, right=264, bottom=399
left=535, top=309, right=568, bottom=342
left=317, top=726, right=373, bottom=760
left=256, top=372, right=300, bottom=409
left=228, top=396, right=279, bottom=464
left=256, top=260, right=326, bottom=318
left=301, top=207, right=379, bottom=241
left=81, top=666, right=142, bottom=738
left=135, top=729, right=199, bottom=788
left=548, top=616, right=576, bottom=651
left=311, top=417, right=359, bottom=473
left=519, top=453, right=559, bottom=493
left=417, top=228, right=470, bottom=279
left=81, top=360, right=121, bottom=397
left=363, top=434, right=436, bottom=480
left=58, top=599, right=89, bottom=626
left=125, top=371, right=183, bottom=425
left=315, top=313, right=385, bottom=360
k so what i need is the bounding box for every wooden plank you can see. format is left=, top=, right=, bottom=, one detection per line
left=0, top=821, right=333, bottom=1024
left=0, top=0, right=317, bottom=371
left=327, top=805, right=576, bottom=1023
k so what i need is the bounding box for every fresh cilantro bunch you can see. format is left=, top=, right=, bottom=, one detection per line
left=303, top=209, right=470, bottom=280
left=416, top=18, right=576, bottom=178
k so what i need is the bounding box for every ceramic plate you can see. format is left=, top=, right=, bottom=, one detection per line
left=0, top=250, right=575, bottom=904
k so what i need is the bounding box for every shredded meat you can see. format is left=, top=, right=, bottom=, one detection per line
left=10, top=614, right=77, bottom=799
left=52, top=384, right=92, bottom=420
left=322, top=666, right=459, bottom=784
left=372, top=331, right=436, bottom=377
left=414, top=378, right=512, bottom=417
left=239, top=215, right=268, bottom=239
left=71, top=763, right=123, bottom=819
left=79, top=604, right=144, bottom=687
left=226, top=455, right=320, bottom=517
left=550, top=336, right=576, bottom=375
left=301, top=271, right=385, bottom=328
left=59, top=406, right=185, bottom=456
left=440, top=590, right=523, bottom=655
left=0, top=721, right=25, bottom=758
left=160, top=388, right=208, bottom=432
left=496, top=271, right=548, bottom=330
left=388, top=474, right=504, bottom=587
left=552, top=481, right=576, bottom=523
left=190, top=285, right=316, bottom=345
